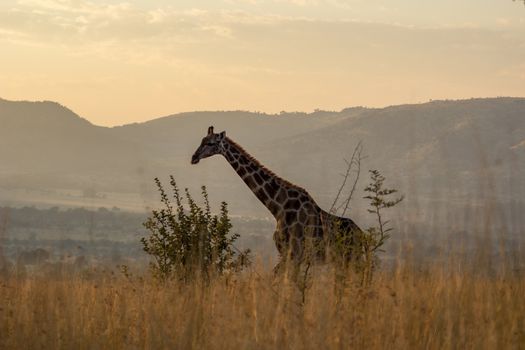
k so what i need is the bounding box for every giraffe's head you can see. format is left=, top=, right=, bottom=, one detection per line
left=191, top=126, right=226, bottom=164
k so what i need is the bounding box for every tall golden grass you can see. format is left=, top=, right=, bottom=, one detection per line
left=1, top=252, right=524, bottom=349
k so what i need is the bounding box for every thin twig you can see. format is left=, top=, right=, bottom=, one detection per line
left=340, top=143, right=364, bottom=217
left=329, top=141, right=363, bottom=215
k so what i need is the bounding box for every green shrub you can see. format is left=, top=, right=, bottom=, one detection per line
left=141, top=176, right=250, bottom=282
left=360, top=169, right=404, bottom=284
left=329, top=169, right=403, bottom=287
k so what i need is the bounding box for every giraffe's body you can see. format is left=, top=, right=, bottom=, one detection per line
left=191, top=126, right=362, bottom=267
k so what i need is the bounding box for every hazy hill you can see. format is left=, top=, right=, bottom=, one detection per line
left=110, top=109, right=360, bottom=171
left=264, top=98, right=525, bottom=203
left=0, top=97, right=524, bottom=223
left=0, top=98, right=146, bottom=190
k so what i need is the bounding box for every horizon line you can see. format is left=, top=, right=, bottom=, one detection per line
left=2, top=95, right=525, bottom=128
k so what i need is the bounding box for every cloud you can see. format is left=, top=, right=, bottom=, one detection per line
left=0, top=27, right=28, bottom=38
left=16, top=0, right=132, bottom=17
left=1, top=0, right=523, bottom=74
left=274, top=0, right=319, bottom=5
left=1, top=0, right=524, bottom=125
left=2, top=1, right=294, bottom=46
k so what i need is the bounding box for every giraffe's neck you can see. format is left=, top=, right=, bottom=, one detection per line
left=221, top=137, right=291, bottom=218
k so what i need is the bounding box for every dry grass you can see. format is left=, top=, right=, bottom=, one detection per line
left=1, top=254, right=524, bottom=350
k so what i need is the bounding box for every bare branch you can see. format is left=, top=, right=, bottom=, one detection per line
left=340, top=142, right=364, bottom=217
left=329, top=141, right=363, bottom=215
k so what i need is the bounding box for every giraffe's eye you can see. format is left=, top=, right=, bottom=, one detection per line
left=207, top=142, right=214, bottom=146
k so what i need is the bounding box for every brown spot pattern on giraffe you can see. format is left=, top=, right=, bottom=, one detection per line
left=217, top=136, right=362, bottom=266
left=298, top=209, right=307, bottom=223
left=253, top=172, right=264, bottom=186
left=285, top=199, right=301, bottom=210
left=237, top=167, right=247, bottom=177
left=288, top=190, right=299, bottom=198
left=267, top=201, right=281, bottom=215
left=244, top=176, right=256, bottom=188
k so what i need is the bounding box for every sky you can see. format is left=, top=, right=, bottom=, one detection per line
left=1, top=0, right=524, bottom=126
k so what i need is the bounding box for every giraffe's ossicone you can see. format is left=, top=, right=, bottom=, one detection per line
left=191, top=126, right=363, bottom=269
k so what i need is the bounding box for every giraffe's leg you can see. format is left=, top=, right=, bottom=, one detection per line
left=273, top=251, right=302, bottom=281
left=273, top=224, right=306, bottom=280
left=273, top=231, right=301, bottom=278
left=278, top=229, right=304, bottom=282
left=272, top=228, right=287, bottom=275
left=273, top=256, right=284, bottom=276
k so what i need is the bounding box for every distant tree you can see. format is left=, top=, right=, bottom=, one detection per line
left=17, top=248, right=50, bottom=266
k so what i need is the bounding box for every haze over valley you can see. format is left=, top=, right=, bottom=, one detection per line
left=1, top=96, right=524, bottom=259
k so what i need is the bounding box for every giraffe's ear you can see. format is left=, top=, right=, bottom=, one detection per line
left=219, top=131, right=226, bottom=139
left=208, top=126, right=214, bottom=135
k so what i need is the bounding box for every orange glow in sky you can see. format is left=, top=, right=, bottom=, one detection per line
left=1, top=0, right=524, bottom=126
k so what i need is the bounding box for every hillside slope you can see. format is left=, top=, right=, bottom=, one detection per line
left=0, top=97, right=523, bottom=220
left=262, top=98, right=525, bottom=205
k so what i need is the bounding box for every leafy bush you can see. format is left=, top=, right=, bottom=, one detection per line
left=141, top=176, right=250, bottom=282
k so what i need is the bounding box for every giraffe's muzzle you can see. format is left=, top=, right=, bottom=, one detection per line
left=191, top=154, right=200, bottom=164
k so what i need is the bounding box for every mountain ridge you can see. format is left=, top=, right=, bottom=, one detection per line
left=1, top=96, right=524, bottom=219
left=3, top=96, right=523, bottom=128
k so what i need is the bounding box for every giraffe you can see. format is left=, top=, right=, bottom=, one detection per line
left=191, top=126, right=362, bottom=271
